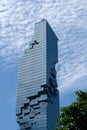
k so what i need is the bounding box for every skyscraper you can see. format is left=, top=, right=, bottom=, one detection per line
left=16, top=19, right=59, bottom=130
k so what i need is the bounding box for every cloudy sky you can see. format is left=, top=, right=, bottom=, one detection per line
left=0, top=0, right=87, bottom=130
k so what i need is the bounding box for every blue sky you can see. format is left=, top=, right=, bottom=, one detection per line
left=0, top=0, right=87, bottom=130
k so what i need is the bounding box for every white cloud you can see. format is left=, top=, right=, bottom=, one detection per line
left=0, top=0, right=87, bottom=91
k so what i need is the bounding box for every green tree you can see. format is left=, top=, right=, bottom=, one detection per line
left=56, top=90, right=87, bottom=130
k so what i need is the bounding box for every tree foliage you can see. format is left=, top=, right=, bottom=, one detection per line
left=56, top=90, right=87, bottom=130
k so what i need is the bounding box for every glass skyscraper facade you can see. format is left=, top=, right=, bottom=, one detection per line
left=16, top=19, right=59, bottom=130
